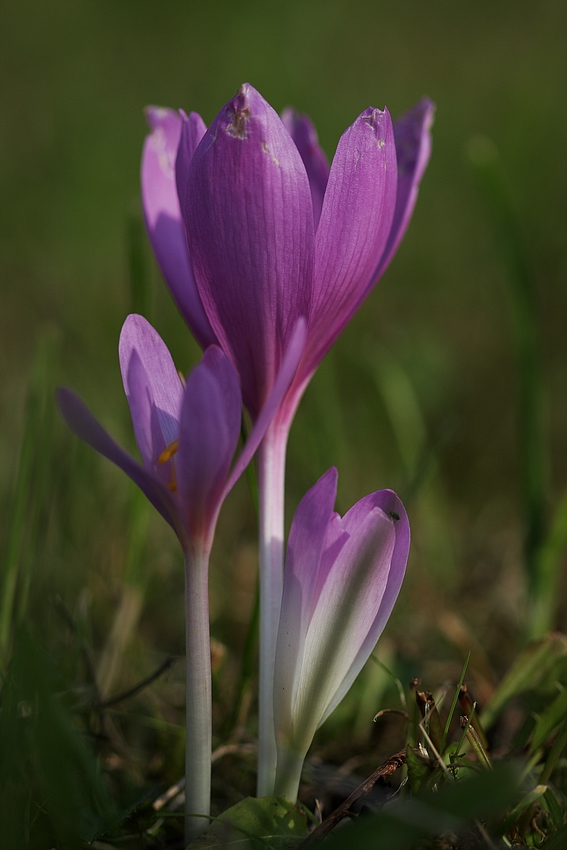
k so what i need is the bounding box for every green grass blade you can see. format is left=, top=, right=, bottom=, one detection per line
left=0, top=327, right=61, bottom=666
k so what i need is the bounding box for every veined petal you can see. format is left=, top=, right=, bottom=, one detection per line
left=306, top=107, right=398, bottom=378
left=319, top=490, right=409, bottom=723
left=274, top=467, right=338, bottom=738
left=175, top=109, right=208, bottom=230
left=175, top=347, right=242, bottom=541
left=281, top=108, right=329, bottom=228
left=184, top=83, right=314, bottom=418
left=142, top=107, right=216, bottom=349
left=371, top=98, right=435, bottom=285
left=56, top=388, right=180, bottom=534
left=119, top=315, right=184, bottom=485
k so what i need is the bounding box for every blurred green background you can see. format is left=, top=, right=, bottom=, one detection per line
left=1, top=0, right=567, bottom=759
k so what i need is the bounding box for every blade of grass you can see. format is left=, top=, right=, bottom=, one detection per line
left=440, top=652, right=470, bottom=753
left=0, top=327, right=60, bottom=666
left=482, top=633, right=567, bottom=728
left=530, top=486, right=567, bottom=638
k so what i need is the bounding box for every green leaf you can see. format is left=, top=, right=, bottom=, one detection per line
left=189, top=796, right=308, bottom=850
left=542, top=821, right=567, bottom=850
left=543, top=788, right=564, bottom=831
left=530, top=686, right=567, bottom=753
left=405, top=745, right=434, bottom=792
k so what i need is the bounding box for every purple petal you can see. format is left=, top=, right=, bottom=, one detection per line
left=141, top=106, right=216, bottom=349
left=184, top=83, right=314, bottom=418
left=56, top=388, right=181, bottom=535
left=119, top=315, right=184, bottom=486
left=274, top=468, right=338, bottom=731
left=175, top=347, right=242, bottom=542
left=371, top=98, right=435, bottom=285
left=304, top=107, right=398, bottom=380
left=294, top=505, right=398, bottom=737
left=320, top=490, right=409, bottom=723
left=175, top=109, right=209, bottom=231
left=224, top=317, right=307, bottom=495
left=281, top=108, right=329, bottom=228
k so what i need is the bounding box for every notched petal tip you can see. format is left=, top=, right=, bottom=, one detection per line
left=222, top=83, right=278, bottom=141
left=360, top=106, right=392, bottom=143
left=224, top=83, right=253, bottom=139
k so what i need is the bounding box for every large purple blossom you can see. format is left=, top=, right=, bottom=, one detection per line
left=142, top=84, right=433, bottom=423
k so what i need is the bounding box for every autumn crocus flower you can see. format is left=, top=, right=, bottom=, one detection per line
left=57, top=314, right=305, bottom=839
left=142, top=86, right=433, bottom=424
left=142, top=84, right=432, bottom=793
left=273, top=468, right=410, bottom=801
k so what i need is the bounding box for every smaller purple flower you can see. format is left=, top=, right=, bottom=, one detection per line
left=57, top=313, right=305, bottom=839
left=273, top=468, right=410, bottom=801
left=57, top=314, right=305, bottom=553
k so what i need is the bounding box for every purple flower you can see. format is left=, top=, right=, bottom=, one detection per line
left=142, top=85, right=434, bottom=422
left=273, top=468, right=410, bottom=800
left=57, top=313, right=305, bottom=554
left=57, top=313, right=305, bottom=838
left=141, top=84, right=431, bottom=796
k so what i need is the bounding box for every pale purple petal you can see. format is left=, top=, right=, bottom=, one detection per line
left=371, top=98, right=435, bottom=285
left=56, top=388, right=180, bottom=534
left=175, top=347, right=242, bottom=541
left=224, top=317, right=307, bottom=495
left=184, top=83, right=314, bottom=418
left=304, top=107, right=398, bottom=379
left=119, top=315, right=184, bottom=485
left=320, top=490, right=409, bottom=723
left=175, top=109, right=208, bottom=231
left=141, top=106, right=216, bottom=349
left=294, top=506, right=397, bottom=739
left=274, top=468, right=338, bottom=733
left=281, top=108, right=329, bottom=228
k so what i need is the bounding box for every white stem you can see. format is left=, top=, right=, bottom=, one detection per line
left=256, top=417, right=290, bottom=796
left=184, top=544, right=212, bottom=842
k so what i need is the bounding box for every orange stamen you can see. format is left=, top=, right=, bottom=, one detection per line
left=158, top=439, right=180, bottom=493
left=158, top=438, right=180, bottom=464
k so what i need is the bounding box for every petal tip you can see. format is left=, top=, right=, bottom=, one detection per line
left=144, top=105, right=176, bottom=131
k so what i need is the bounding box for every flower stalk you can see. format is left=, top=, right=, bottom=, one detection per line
left=184, top=543, right=212, bottom=841
left=256, top=416, right=290, bottom=795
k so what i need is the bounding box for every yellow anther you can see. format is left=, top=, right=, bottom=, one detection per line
left=158, top=439, right=180, bottom=464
